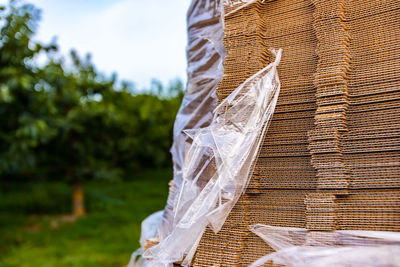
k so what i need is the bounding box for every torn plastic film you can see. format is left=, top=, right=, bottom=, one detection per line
left=250, top=224, right=400, bottom=267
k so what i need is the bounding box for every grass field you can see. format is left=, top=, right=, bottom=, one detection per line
left=0, top=169, right=171, bottom=267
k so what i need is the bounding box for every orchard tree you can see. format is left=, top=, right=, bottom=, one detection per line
left=0, top=0, right=57, bottom=178
left=0, top=0, right=183, bottom=217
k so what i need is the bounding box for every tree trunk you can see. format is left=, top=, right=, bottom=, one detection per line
left=72, top=181, right=85, bottom=217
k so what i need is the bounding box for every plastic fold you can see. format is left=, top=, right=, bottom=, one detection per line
left=128, top=211, right=163, bottom=267
left=129, top=1, right=226, bottom=265
left=158, top=0, right=225, bottom=243
left=250, top=224, right=400, bottom=267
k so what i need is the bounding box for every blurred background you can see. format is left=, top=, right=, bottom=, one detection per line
left=0, top=0, right=189, bottom=266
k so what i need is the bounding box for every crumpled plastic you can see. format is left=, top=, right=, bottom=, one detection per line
left=128, top=211, right=163, bottom=267
left=143, top=49, right=282, bottom=266
left=158, top=0, right=225, bottom=243
left=250, top=224, right=400, bottom=267
left=223, top=0, right=265, bottom=16
left=129, top=1, right=225, bottom=265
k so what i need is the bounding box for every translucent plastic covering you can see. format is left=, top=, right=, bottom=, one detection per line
left=223, top=0, right=267, bottom=16
left=223, top=0, right=257, bottom=7
left=129, top=1, right=225, bottom=265
left=128, top=211, right=163, bottom=267
left=250, top=224, right=400, bottom=267
left=158, top=0, right=225, bottom=242
left=143, top=49, right=282, bottom=266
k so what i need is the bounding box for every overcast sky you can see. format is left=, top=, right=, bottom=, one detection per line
left=2, top=0, right=190, bottom=90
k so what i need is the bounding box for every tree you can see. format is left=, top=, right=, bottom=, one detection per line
left=0, top=0, right=57, bottom=178
left=0, top=0, right=183, bottom=217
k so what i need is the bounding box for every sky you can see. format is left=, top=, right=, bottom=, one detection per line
left=2, top=0, right=191, bottom=90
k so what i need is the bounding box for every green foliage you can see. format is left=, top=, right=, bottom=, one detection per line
left=0, top=0, right=183, bottom=182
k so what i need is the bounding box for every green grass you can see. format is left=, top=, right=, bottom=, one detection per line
left=0, top=169, right=171, bottom=267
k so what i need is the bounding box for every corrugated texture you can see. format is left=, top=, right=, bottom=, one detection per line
left=193, top=0, right=400, bottom=265
left=195, top=0, right=317, bottom=265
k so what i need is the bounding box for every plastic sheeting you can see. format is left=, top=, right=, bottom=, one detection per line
left=143, top=49, right=282, bottom=266
left=128, top=211, right=163, bottom=267
left=158, top=0, right=225, bottom=243
left=250, top=224, right=400, bottom=267
left=223, top=0, right=269, bottom=16
left=129, top=1, right=225, bottom=265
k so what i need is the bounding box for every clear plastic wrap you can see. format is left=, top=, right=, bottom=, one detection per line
left=128, top=211, right=163, bottom=267
left=223, top=0, right=257, bottom=7
left=250, top=224, right=400, bottom=267
left=158, top=0, right=225, bottom=242
left=223, top=0, right=264, bottom=16
left=129, top=1, right=226, bottom=265
left=143, top=49, right=282, bottom=266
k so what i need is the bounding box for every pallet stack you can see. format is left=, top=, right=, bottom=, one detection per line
left=190, top=0, right=400, bottom=265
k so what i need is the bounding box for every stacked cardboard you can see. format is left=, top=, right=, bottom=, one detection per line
left=336, top=0, right=400, bottom=230
left=191, top=0, right=400, bottom=265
